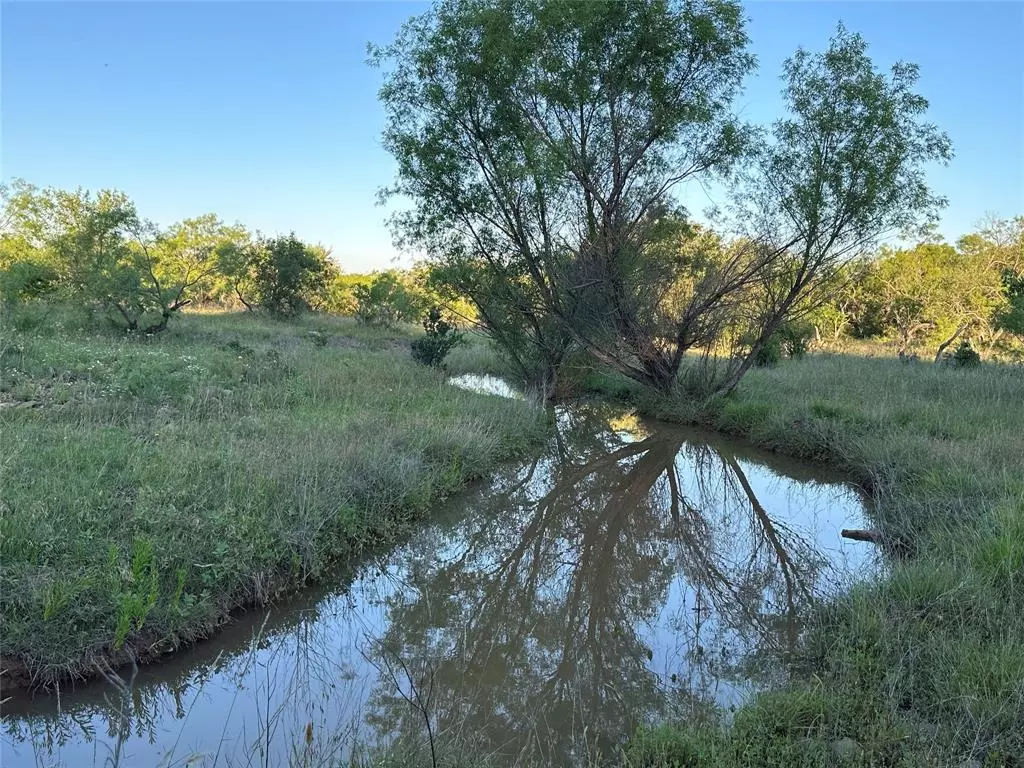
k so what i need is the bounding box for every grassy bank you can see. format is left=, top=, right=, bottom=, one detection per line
left=560, top=351, right=1023, bottom=766
left=0, top=309, right=545, bottom=689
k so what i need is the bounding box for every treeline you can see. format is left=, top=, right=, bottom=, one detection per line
left=0, top=179, right=434, bottom=331
left=3, top=179, right=1021, bottom=368
left=804, top=217, right=1024, bottom=362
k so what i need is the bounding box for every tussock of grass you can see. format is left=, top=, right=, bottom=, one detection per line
left=0, top=308, right=544, bottom=688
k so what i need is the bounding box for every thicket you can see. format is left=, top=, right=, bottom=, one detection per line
left=0, top=181, right=443, bottom=333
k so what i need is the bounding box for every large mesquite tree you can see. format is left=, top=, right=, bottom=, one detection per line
left=374, top=0, right=755, bottom=394
left=717, top=26, right=953, bottom=392
left=376, top=2, right=951, bottom=396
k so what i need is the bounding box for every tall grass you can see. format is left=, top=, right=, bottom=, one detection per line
left=0, top=307, right=545, bottom=688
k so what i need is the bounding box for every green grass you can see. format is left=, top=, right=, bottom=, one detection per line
left=5, top=312, right=1022, bottom=765
left=0, top=307, right=545, bottom=688
left=441, top=341, right=1024, bottom=764
left=569, top=353, right=1024, bottom=766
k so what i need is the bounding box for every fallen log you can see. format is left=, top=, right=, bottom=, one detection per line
left=841, top=528, right=884, bottom=544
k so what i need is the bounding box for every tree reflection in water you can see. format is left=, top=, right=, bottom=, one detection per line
left=1, top=403, right=867, bottom=768
left=362, top=404, right=857, bottom=764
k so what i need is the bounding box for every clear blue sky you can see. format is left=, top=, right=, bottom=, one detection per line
left=3, top=1, right=1022, bottom=272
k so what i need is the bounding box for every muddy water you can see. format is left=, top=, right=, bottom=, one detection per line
left=1, top=384, right=873, bottom=767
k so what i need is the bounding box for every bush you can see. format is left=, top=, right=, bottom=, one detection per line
left=353, top=271, right=426, bottom=326
left=946, top=340, right=981, bottom=368
left=227, top=235, right=334, bottom=316
left=780, top=320, right=814, bottom=358
left=0, top=260, right=59, bottom=303
left=754, top=320, right=814, bottom=367
left=410, top=306, right=463, bottom=367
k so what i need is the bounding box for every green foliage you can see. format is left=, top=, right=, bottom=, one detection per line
left=374, top=0, right=756, bottom=395
left=0, top=180, right=256, bottom=331
left=426, top=259, right=573, bottom=396
left=759, top=25, right=952, bottom=247
left=323, top=272, right=370, bottom=315
left=945, top=339, right=980, bottom=368
left=754, top=333, right=783, bottom=367
left=410, top=306, right=463, bottom=367
left=226, top=234, right=335, bottom=316
left=353, top=270, right=426, bottom=326
left=154, top=213, right=250, bottom=308
left=751, top=320, right=813, bottom=366
left=810, top=217, right=1024, bottom=361
left=780, top=321, right=814, bottom=359
left=0, top=260, right=59, bottom=303
left=0, top=180, right=356, bottom=326
left=112, top=539, right=160, bottom=649
left=867, top=242, right=1003, bottom=355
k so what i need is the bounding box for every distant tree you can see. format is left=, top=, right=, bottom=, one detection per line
left=225, top=234, right=334, bottom=316
left=0, top=181, right=248, bottom=331
left=958, top=216, right=1024, bottom=343
left=0, top=183, right=61, bottom=302
left=352, top=270, right=427, bottom=326
left=1, top=181, right=136, bottom=305
left=867, top=243, right=957, bottom=356
left=157, top=214, right=250, bottom=308
left=861, top=233, right=1017, bottom=360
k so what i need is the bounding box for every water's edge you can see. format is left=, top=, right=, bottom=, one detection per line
left=2, top=377, right=875, bottom=767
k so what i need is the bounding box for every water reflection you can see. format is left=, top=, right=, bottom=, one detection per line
left=1, top=402, right=870, bottom=767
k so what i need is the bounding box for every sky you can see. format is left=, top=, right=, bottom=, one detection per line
left=2, top=1, right=1022, bottom=272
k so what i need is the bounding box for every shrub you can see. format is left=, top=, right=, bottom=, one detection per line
left=307, top=330, right=330, bottom=347
left=946, top=340, right=981, bottom=368
left=779, top=320, right=814, bottom=358
left=226, top=235, right=334, bottom=316
left=754, top=320, right=814, bottom=366
left=0, top=260, right=59, bottom=303
left=353, top=271, right=426, bottom=326
left=410, top=306, right=463, bottom=367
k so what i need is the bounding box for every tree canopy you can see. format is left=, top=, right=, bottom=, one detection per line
left=376, top=1, right=953, bottom=396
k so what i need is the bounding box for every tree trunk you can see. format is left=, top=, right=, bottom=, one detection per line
left=527, top=361, right=559, bottom=405
left=113, top=303, right=138, bottom=332
left=143, top=312, right=171, bottom=335
left=234, top=284, right=254, bottom=312
left=984, top=329, right=1004, bottom=358
left=713, top=318, right=785, bottom=398
left=640, top=351, right=679, bottom=394
left=933, top=322, right=969, bottom=363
